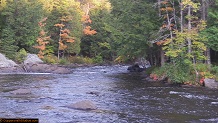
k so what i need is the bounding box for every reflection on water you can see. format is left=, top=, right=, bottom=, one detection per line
left=0, top=65, right=218, bottom=123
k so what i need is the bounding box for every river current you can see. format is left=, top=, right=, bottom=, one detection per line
left=0, top=65, right=218, bottom=123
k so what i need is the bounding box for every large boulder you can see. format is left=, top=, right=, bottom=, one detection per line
left=204, top=78, right=218, bottom=89
left=66, top=100, right=97, bottom=110
left=24, top=54, right=43, bottom=65
left=0, top=53, right=18, bottom=67
left=23, top=54, right=71, bottom=74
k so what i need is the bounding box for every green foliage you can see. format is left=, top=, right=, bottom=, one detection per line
left=195, top=63, right=209, bottom=72
left=43, top=54, right=58, bottom=64
left=202, top=1, right=218, bottom=52
left=81, top=7, right=114, bottom=60
left=152, top=60, right=193, bottom=84
left=15, top=48, right=27, bottom=63
left=93, top=55, right=103, bottom=64
left=108, top=0, right=159, bottom=61
left=81, top=0, right=159, bottom=62
left=151, top=61, right=218, bottom=84
left=59, top=58, right=69, bottom=65
left=194, top=63, right=213, bottom=79
left=164, top=21, right=207, bottom=63
left=0, top=0, right=43, bottom=53
left=211, top=65, right=218, bottom=74
left=68, top=56, right=93, bottom=64
left=0, top=28, right=18, bottom=59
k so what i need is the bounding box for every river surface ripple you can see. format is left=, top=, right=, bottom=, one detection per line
left=0, top=65, right=218, bottom=123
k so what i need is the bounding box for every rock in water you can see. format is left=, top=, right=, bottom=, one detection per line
left=66, top=100, right=97, bottom=110
left=10, top=89, right=31, bottom=95
left=127, top=63, right=145, bottom=72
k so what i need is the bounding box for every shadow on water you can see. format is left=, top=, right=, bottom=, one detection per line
left=0, top=66, right=217, bottom=123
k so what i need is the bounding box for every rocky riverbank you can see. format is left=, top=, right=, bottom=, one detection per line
left=0, top=53, right=71, bottom=74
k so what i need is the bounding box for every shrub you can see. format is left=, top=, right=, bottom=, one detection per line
left=211, top=65, right=218, bottom=81
left=211, top=65, right=218, bottom=74
left=15, top=48, right=27, bottom=63
left=59, top=58, right=69, bottom=65
left=68, top=56, right=93, bottom=64
left=92, top=55, right=103, bottom=64
left=151, top=61, right=192, bottom=84
left=43, top=55, right=58, bottom=64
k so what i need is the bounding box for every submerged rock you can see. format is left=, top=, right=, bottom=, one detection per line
left=66, top=100, right=97, bottom=110
left=10, top=89, right=31, bottom=95
left=86, top=91, right=100, bottom=96
left=204, top=78, right=218, bottom=89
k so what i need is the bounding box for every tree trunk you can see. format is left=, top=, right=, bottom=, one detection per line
left=202, top=0, right=211, bottom=65
left=160, top=46, right=165, bottom=66
left=187, top=5, right=192, bottom=55
left=158, top=0, right=161, bottom=17
left=206, top=48, right=211, bottom=65
left=179, top=0, right=183, bottom=32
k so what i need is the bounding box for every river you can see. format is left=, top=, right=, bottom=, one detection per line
left=0, top=65, right=218, bottom=123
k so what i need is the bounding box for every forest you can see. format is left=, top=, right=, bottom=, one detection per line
left=0, top=0, right=218, bottom=84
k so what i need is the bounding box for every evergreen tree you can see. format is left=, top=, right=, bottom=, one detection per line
left=203, top=0, right=218, bottom=52
left=0, top=0, right=43, bottom=58
left=109, top=0, right=159, bottom=62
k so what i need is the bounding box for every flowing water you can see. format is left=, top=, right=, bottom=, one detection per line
left=0, top=65, right=218, bottom=123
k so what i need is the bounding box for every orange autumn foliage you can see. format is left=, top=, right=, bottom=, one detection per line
left=83, top=26, right=97, bottom=35
left=54, top=23, right=65, bottom=28
left=39, top=30, right=46, bottom=36
left=33, top=45, right=46, bottom=51
left=34, top=17, right=50, bottom=58
left=81, top=15, right=92, bottom=24
left=166, top=7, right=174, bottom=11
left=161, top=1, right=168, bottom=5
left=66, top=39, right=74, bottom=43
left=60, top=33, right=69, bottom=38
left=61, top=29, right=70, bottom=34
left=156, top=40, right=167, bottom=46
left=160, top=7, right=174, bottom=12
left=55, top=23, right=75, bottom=52
left=59, top=41, right=67, bottom=50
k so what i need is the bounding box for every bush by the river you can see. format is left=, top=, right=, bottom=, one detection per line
left=15, top=48, right=27, bottom=63
left=150, top=61, right=218, bottom=85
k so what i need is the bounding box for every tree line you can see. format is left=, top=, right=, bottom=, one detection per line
left=0, top=0, right=218, bottom=67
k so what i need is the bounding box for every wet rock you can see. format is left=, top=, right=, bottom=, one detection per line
left=0, top=66, right=25, bottom=73
left=204, top=78, right=218, bottom=89
left=66, top=100, right=97, bottom=110
left=24, top=54, right=43, bottom=65
left=52, top=67, right=71, bottom=74
left=127, top=63, right=145, bottom=72
left=86, top=91, right=100, bottom=96
left=10, top=89, right=31, bottom=95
